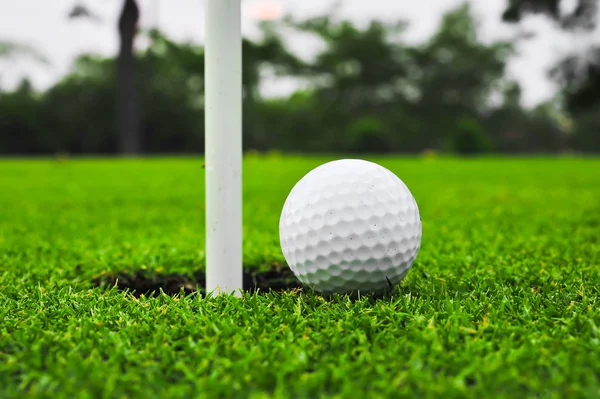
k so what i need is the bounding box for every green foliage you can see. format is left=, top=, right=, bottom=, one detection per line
left=0, top=80, right=45, bottom=153
left=549, top=50, right=600, bottom=152
left=0, top=40, right=48, bottom=65
left=406, top=4, right=515, bottom=151
left=0, top=4, right=583, bottom=155
left=446, top=118, right=492, bottom=155
left=0, top=157, right=599, bottom=397
left=502, top=0, right=600, bottom=152
left=567, top=104, right=600, bottom=151
left=42, top=56, right=118, bottom=153
left=137, top=31, right=206, bottom=153
left=348, top=117, right=390, bottom=153
left=502, top=0, right=597, bottom=30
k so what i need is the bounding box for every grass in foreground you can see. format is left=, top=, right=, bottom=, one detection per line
left=0, top=155, right=599, bottom=398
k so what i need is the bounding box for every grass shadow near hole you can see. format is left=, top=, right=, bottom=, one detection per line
left=92, top=264, right=304, bottom=297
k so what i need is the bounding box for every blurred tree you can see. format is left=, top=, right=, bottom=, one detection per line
left=40, top=55, right=118, bottom=153
left=38, top=33, right=204, bottom=155
left=550, top=50, right=600, bottom=151
left=503, top=0, right=600, bottom=151
left=0, top=41, right=48, bottom=88
left=447, top=117, right=492, bottom=155
left=284, top=13, right=415, bottom=151
left=0, top=5, right=574, bottom=155
left=502, top=0, right=598, bottom=30
left=69, top=0, right=142, bottom=154
left=0, top=79, right=45, bottom=153
left=348, top=116, right=390, bottom=153
left=137, top=31, right=205, bottom=153
left=117, top=0, right=142, bottom=154
left=482, top=81, right=567, bottom=153
left=0, top=27, right=305, bottom=155
left=240, top=22, right=307, bottom=151
left=0, top=41, right=48, bottom=64
left=281, top=4, right=514, bottom=153
left=404, top=4, right=513, bottom=151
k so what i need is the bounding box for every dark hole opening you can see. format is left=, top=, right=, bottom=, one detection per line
left=92, top=263, right=303, bottom=298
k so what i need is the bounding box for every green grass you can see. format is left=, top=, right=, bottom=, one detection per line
left=1, top=155, right=599, bottom=398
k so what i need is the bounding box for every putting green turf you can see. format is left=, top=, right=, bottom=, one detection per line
left=1, top=155, right=599, bottom=398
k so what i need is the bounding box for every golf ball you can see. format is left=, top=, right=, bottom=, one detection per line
left=279, top=159, right=422, bottom=294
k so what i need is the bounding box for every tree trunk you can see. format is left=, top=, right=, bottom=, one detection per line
left=117, top=0, right=141, bottom=154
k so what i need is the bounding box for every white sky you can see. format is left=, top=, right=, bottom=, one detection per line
left=0, top=0, right=595, bottom=107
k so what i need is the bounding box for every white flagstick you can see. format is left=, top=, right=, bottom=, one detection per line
left=205, top=0, right=243, bottom=296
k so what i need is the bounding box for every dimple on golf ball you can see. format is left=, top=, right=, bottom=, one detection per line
left=279, top=159, right=422, bottom=294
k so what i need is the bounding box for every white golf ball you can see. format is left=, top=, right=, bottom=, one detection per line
left=279, top=159, right=422, bottom=294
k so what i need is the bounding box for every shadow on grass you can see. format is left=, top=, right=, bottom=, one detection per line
left=92, top=263, right=303, bottom=297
